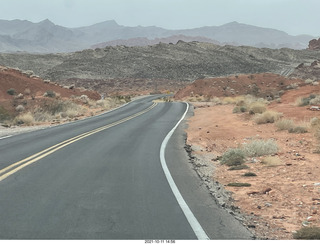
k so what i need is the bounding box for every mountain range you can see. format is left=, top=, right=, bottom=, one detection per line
left=0, top=19, right=316, bottom=53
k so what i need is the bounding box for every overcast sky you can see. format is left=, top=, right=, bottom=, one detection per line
left=1, top=0, right=319, bottom=36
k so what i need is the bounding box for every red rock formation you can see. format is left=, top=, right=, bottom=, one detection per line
left=308, top=38, right=320, bottom=50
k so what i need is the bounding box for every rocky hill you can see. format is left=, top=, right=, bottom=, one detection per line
left=0, top=19, right=316, bottom=53
left=91, top=35, right=220, bottom=48
left=1, top=42, right=320, bottom=95
left=174, top=73, right=307, bottom=100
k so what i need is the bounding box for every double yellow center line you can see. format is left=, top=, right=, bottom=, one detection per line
left=0, top=102, right=157, bottom=182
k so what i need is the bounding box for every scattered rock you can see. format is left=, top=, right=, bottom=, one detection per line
left=262, top=188, right=272, bottom=194
left=265, top=202, right=272, bottom=207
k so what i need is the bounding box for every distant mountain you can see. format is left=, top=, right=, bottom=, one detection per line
left=0, top=19, right=86, bottom=52
left=0, top=19, right=316, bottom=53
left=91, top=35, right=221, bottom=48
left=172, top=21, right=314, bottom=49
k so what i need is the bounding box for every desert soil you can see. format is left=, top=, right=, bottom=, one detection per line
left=185, top=85, right=320, bottom=239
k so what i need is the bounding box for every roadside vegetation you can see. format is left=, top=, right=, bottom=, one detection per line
left=0, top=90, right=130, bottom=126
left=293, top=226, right=320, bottom=240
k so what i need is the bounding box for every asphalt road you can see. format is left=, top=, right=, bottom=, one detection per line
left=0, top=95, right=252, bottom=240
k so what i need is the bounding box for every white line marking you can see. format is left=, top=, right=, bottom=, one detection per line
left=160, top=102, right=209, bottom=240
left=0, top=135, right=12, bottom=140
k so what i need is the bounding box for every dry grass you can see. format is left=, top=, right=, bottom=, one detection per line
left=248, top=101, right=267, bottom=114
left=254, top=110, right=282, bottom=124
left=275, top=118, right=295, bottom=131
left=13, top=112, right=35, bottom=125
left=289, top=126, right=308, bottom=134
left=243, top=139, right=279, bottom=157
left=261, top=156, right=282, bottom=167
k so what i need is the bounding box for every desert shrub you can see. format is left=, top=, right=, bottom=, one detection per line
left=220, top=148, right=246, bottom=166
left=210, top=97, right=222, bottom=105
left=295, top=94, right=316, bottom=106
left=0, top=105, right=10, bottom=121
left=227, top=182, right=251, bottom=187
left=15, top=105, right=25, bottom=112
left=243, top=139, right=278, bottom=157
left=13, top=112, right=34, bottom=125
left=289, top=126, right=308, bottom=134
left=293, top=226, right=320, bottom=240
left=276, top=98, right=282, bottom=103
left=7, top=88, right=16, bottom=95
left=305, top=79, right=314, bottom=84
left=44, top=90, right=56, bottom=98
left=314, top=128, right=320, bottom=153
left=32, top=111, right=53, bottom=122
left=34, top=100, right=84, bottom=121
left=261, top=156, right=282, bottom=167
left=95, top=99, right=114, bottom=110
left=228, top=164, right=249, bottom=170
left=286, top=83, right=299, bottom=90
left=240, top=106, right=247, bottom=113
left=232, top=106, right=240, bottom=113
left=254, top=110, right=282, bottom=124
left=275, top=119, right=295, bottom=131
left=243, top=172, right=257, bottom=177
left=222, top=97, right=237, bottom=104
left=115, top=95, right=131, bottom=103
left=24, top=88, right=31, bottom=96
left=233, top=106, right=247, bottom=113
left=248, top=102, right=267, bottom=114
left=43, top=100, right=65, bottom=115
left=310, top=117, right=320, bottom=128
left=309, top=95, right=320, bottom=105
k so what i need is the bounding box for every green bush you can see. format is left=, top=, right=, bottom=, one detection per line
left=233, top=106, right=247, bottom=113
left=233, top=106, right=241, bottom=113
left=243, top=139, right=279, bottom=157
left=289, top=126, right=308, bottom=134
left=227, top=182, right=251, bottom=187
left=293, top=226, right=320, bottom=240
left=243, top=172, right=257, bottom=177
left=220, top=148, right=246, bottom=166
left=7, top=88, right=16, bottom=95
left=228, top=165, right=249, bottom=170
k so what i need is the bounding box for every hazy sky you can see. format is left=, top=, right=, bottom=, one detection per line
left=1, top=0, right=319, bottom=36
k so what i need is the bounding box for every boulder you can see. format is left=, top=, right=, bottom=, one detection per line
left=308, top=38, right=320, bottom=50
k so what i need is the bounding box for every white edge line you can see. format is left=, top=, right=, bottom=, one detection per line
left=0, top=135, right=12, bottom=140
left=159, top=102, right=210, bottom=240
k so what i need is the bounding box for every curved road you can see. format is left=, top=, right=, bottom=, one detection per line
left=0, top=95, right=252, bottom=239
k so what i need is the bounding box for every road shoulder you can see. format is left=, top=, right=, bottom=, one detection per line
left=165, top=105, right=254, bottom=240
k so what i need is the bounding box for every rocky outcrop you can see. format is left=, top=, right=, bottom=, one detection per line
left=290, top=60, right=320, bottom=81
left=308, top=38, right=320, bottom=50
